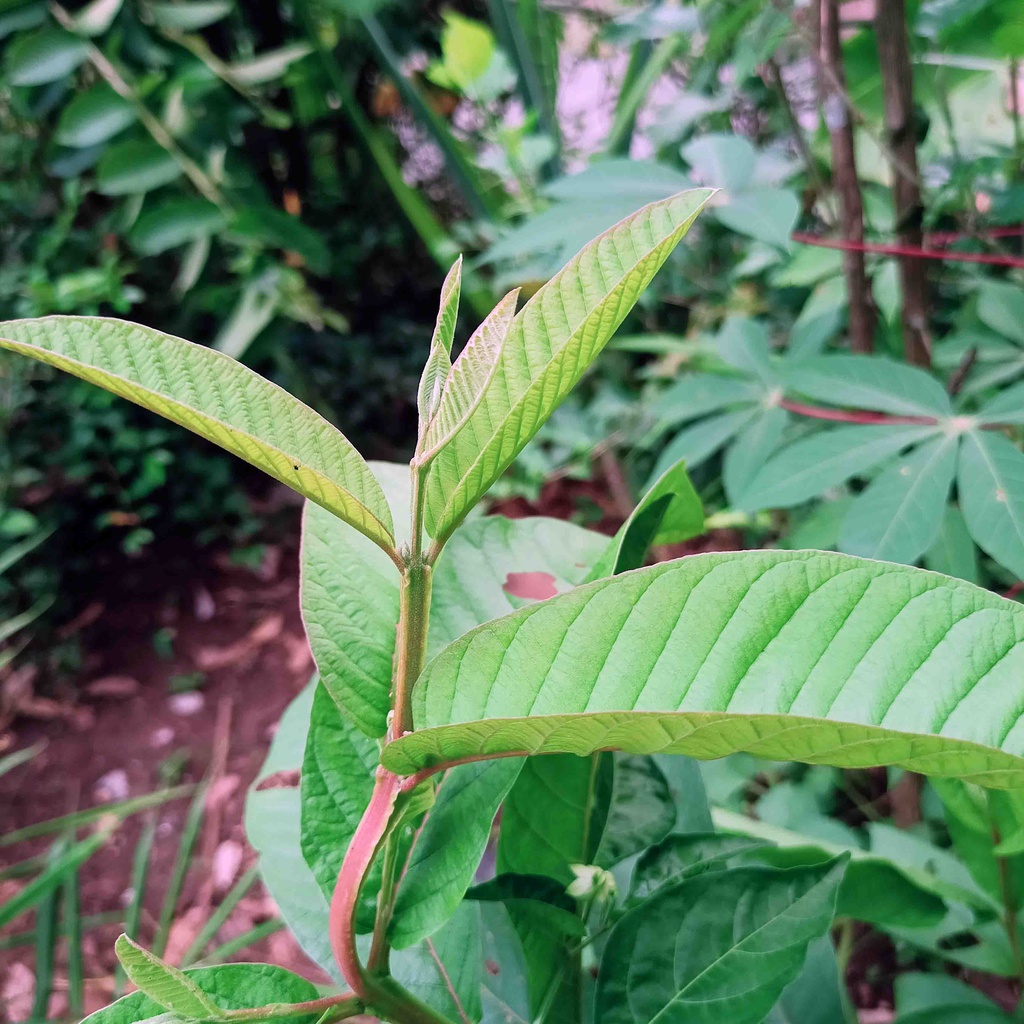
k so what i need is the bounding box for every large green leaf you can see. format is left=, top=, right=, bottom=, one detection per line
left=388, top=758, right=522, bottom=949
left=630, top=833, right=769, bottom=902
left=385, top=549, right=1024, bottom=785
left=738, top=424, right=938, bottom=512
left=595, top=754, right=676, bottom=867
left=80, top=963, right=323, bottom=1024
left=423, top=190, right=714, bottom=542
left=301, top=499, right=399, bottom=737
left=299, top=684, right=379, bottom=921
left=838, top=435, right=958, bottom=564
left=0, top=317, right=395, bottom=552
left=594, top=860, right=846, bottom=1024
left=959, top=430, right=1024, bottom=581
left=653, top=372, right=762, bottom=429
left=783, top=355, right=952, bottom=417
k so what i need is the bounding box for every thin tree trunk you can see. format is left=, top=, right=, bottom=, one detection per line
left=875, top=0, right=931, bottom=367
left=818, top=0, right=875, bottom=354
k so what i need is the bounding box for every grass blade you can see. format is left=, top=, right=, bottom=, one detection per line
left=0, top=784, right=193, bottom=847
left=180, top=864, right=259, bottom=967
left=189, top=918, right=284, bottom=966
left=31, top=844, right=62, bottom=1023
left=0, top=741, right=45, bottom=782
left=113, top=814, right=157, bottom=997
left=63, top=867, right=85, bottom=1018
left=152, top=783, right=207, bottom=958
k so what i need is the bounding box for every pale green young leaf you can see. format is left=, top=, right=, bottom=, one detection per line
left=417, top=289, right=520, bottom=464
left=924, top=506, right=979, bottom=584
left=0, top=318, right=395, bottom=553
left=423, top=189, right=715, bottom=542
left=82, top=963, right=323, bottom=1024
left=595, top=860, right=847, bottom=1024
left=147, top=1, right=232, bottom=31
left=959, top=431, right=1024, bottom=581
left=587, top=456, right=703, bottom=581
left=649, top=407, right=758, bottom=482
left=416, top=257, right=462, bottom=434
left=722, top=406, right=789, bottom=506
left=389, top=758, right=522, bottom=949
left=114, top=935, right=225, bottom=1019
left=738, top=424, right=938, bottom=512
left=838, top=435, right=958, bottom=564
left=783, top=354, right=952, bottom=417
left=385, top=549, right=1024, bottom=785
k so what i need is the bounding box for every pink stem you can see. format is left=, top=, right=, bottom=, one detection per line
left=779, top=399, right=938, bottom=426
left=330, top=768, right=403, bottom=998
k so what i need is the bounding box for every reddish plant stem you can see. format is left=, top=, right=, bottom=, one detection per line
left=330, top=768, right=403, bottom=999
left=792, top=231, right=1024, bottom=270
left=778, top=400, right=937, bottom=426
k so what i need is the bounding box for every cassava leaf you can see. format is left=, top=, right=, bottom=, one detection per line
left=783, top=354, right=952, bottom=417
left=649, top=407, right=758, bottom=482
left=417, top=289, right=520, bottom=465
left=838, top=434, right=958, bottom=565
left=385, top=549, right=1024, bottom=786
left=594, top=860, right=847, bottom=1024
left=0, top=317, right=395, bottom=553
left=423, top=189, right=714, bottom=542
left=388, top=758, right=523, bottom=949
left=959, top=430, right=1024, bottom=582
left=654, top=372, right=763, bottom=428
left=978, top=378, right=1024, bottom=425
left=113, top=935, right=225, bottom=1019
left=925, top=506, right=979, bottom=584
left=738, top=424, right=939, bottom=512
left=722, top=406, right=789, bottom=506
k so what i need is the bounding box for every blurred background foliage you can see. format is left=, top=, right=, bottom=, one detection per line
left=3, top=0, right=1024, bottom=675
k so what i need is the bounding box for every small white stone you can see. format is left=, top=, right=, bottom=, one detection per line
left=168, top=691, right=205, bottom=716
left=94, top=769, right=130, bottom=802
left=151, top=726, right=175, bottom=748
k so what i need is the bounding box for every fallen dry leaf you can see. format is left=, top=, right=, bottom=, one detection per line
left=1, top=962, right=36, bottom=1021
left=86, top=675, right=140, bottom=698
left=195, top=614, right=284, bottom=671
left=212, top=839, right=244, bottom=894
left=205, top=774, right=241, bottom=814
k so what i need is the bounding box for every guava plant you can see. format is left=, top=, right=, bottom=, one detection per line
left=5, top=190, right=1024, bottom=1024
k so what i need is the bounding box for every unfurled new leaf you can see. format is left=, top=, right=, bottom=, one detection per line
left=595, top=860, right=847, bottom=1024
left=416, top=257, right=462, bottom=434
left=113, top=935, right=225, bottom=1019
left=0, top=318, right=396, bottom=553
left=423, top=189, right=715, bottom=542
left=386, top=549, right=1024, bottom=785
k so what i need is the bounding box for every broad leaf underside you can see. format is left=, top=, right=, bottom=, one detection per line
left=0, top=316, right=395, bottom=550
left=384, top=550, right=1024, bottom=786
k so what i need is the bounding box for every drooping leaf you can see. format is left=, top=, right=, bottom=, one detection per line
left=838, top=435, right=958, bottom=564
left=81, top=963, right=323, bottom=1024
left=5, top=28, right=87, bottom=85
left=630, top=833, right=769, bottom=902
left=738, top=424, right=938, bottom=512
left=423, top=190, right=714, bottom=542
left=595, top=754, right=676, bottom=868
left=925, top=505, right=980, bottom=584
left=54, top=84, right=134, bottom=147
left=389, top=758, right=523, bottom=949
left=588, top=456, right=703, bottom=580
left=418, top=289, right=520, bottom=465
left=959, top=430, right=1024, bottom=581
left=783, top=354, right=952, bottom=417
left=0, top=317, right=396, bottom=553
left=595, top=860, right=847, bottom=1024
left=95, top=141, right=181, bottom=195
left=299, top=684, right=379, bottom=917
left=386, top=549, right=1024, bottom=785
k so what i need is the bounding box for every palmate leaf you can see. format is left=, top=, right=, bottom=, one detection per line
left=384, top=549, right=1024, bottom=785
left=595, top=859, right=847, bottom=1024
left=423, top=189, right=714, bottom=543
left=0, top=317, right=396, bottom=553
